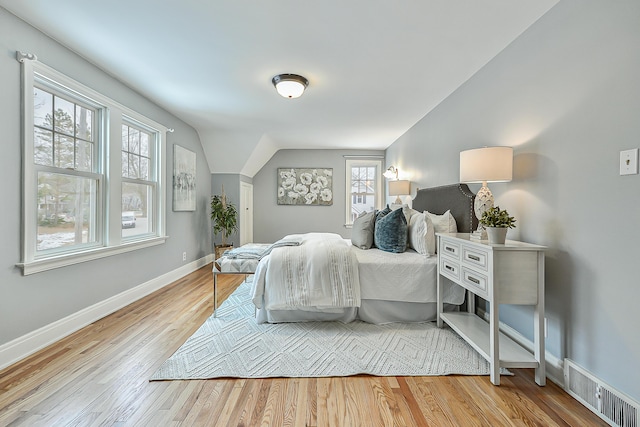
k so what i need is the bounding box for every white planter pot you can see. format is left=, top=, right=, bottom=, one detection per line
left=486, top=227, right=508, bottom=244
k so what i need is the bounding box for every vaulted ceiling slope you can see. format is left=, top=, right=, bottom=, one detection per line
left=2, top=1, right=558, bottom=176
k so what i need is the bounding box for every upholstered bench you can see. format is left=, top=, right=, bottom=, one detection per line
left=212, top=243, right=271, bottom=316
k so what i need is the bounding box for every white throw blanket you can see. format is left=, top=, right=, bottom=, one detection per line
left=252, top=233, right=360, bottom=312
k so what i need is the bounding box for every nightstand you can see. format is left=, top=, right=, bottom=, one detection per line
left=436, top=232, right=546, bottom=386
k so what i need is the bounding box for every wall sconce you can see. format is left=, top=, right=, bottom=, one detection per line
left=460, top=146, right=513, bottom=238
left=383, top=166, right=399, bottom=180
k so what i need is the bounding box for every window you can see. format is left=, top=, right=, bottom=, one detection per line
left=19, top=56, right=167, bottom=274
left=121, top=121, right=156, bottom=238
left=345, top=158, right=383, bottom=226
left=33, top=86, right=100, bottom=253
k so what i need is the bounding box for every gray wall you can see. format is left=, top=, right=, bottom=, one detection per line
left=386, top=0, right=640, bottom=400
left=253, top=149, right=384, bottom=243
left=0, top=10, right=212, bottom=345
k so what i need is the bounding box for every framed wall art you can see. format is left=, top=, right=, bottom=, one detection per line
left=277, top=168, right=333, bottom=206
left=173, top=144, right=196, bottom=211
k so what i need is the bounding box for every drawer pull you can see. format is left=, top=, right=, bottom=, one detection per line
left=445, top=265, right=455, bottom=272
left=468, top=276, right=480, bottom=285
left=445, top=246, right=455, bottom=253
left=468, top=254, right=480, bottom=261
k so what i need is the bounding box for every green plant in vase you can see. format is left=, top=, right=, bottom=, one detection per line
left=479, top=206, right=516, bottom=244
left=211, top=185, right=238, bottom=258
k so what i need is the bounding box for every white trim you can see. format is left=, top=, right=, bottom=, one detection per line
left=17, top=236, right=169, bottom=275
left=21, top=56, right=37, bottom=264
left=0, top=254, right=214, bottom=370
left=478, top=307, right=564, bottom=387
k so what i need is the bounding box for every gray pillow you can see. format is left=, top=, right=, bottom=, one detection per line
left=374, top=207, right=407, bottom=253
left=351, top=210, right=376, bottom=249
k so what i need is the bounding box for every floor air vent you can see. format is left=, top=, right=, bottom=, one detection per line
left=565, top=359, right=638, bottom=427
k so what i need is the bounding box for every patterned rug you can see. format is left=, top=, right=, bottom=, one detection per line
left=151, top=279, right=504, bottom=380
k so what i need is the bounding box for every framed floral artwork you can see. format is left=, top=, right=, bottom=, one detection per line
left=277, top=168, right=333, bottom=205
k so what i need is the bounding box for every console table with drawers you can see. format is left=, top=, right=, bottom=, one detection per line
left=436, top=232, right=546, bottom=386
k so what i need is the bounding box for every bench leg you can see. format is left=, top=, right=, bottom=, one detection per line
left=213, top=271, right=218, bottom=317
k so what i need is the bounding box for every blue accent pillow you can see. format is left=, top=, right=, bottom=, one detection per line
left=375, top=205, right=391, bottom=222
left=374, top=207, right=407, bottom=253
left=371, top=206, right=391, bottom=248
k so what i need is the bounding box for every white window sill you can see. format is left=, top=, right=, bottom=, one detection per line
left=17, top=236, right=168, bottom=275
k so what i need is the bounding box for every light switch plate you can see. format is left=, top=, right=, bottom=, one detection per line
left=620, top=148, right=639, bottom=175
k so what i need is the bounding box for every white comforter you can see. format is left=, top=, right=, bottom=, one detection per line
left=252, top=233, right=360, bottom=312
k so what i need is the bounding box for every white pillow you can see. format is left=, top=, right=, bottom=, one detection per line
left=426, top=210, right=458, bottom=234
left=408, top=212, right=436, bottom=256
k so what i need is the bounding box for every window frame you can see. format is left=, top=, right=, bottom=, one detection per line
left=31, top=80, right=105, bottom=257
left=344, top=158, right=383, bottom=226
left=18, top=57, right=167, bottom=275
left=120, top=118, right=159, bottom=241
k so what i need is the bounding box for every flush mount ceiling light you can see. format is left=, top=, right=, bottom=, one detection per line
left=272, top=74, right=309, bottom=99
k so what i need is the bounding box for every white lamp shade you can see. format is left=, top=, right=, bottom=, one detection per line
left=459, top=146, right=513, bottom=183
left=388, top=180, right=411, bottom=196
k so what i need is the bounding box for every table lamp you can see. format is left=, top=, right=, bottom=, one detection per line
left=460, top=146, right=513, bottom=239
left=388, top=179, right=411, bottom=205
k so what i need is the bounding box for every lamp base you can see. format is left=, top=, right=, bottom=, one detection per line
left=470, top=181, right=493, bottom=240
left=474, top=181, right=494, bottom=221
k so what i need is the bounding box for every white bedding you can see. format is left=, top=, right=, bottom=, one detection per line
left=353, top=246, right=464, bottom=305
left=252, top=233, right=360, bottom=312
left=251, top=233, right=465, bottom=324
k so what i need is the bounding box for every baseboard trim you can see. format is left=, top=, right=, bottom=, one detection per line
left=477, top=308, right=564, bottom=387
left=0, top=254, right=215, bottom=371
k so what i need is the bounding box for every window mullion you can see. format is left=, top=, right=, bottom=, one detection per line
left=108, top=110, right=123, bottom=246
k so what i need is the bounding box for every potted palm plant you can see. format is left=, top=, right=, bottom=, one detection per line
left=211, top=185, right=238, bottom=260
left=479, top=206, right=516, bottom=244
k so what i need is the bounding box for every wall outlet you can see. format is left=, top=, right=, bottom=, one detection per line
left=620, top=148, right=639, bottom=175
left=182, top=252, right=186, bottom=262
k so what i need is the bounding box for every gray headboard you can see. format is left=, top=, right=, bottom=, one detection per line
left=411, top=183, right=478, bottom=233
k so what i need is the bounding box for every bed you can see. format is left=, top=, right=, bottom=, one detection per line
left=250, top=183, right=478, bottom=324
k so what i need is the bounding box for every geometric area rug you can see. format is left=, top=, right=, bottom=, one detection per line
left=151, top=280, right=507, bottom=380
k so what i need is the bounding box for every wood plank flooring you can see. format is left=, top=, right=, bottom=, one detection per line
left=0, top=264, right=606, bottom=426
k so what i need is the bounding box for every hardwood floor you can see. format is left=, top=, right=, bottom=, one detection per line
left=0, top=264, right=606, bottom=426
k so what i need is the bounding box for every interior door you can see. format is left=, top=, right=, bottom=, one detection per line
left=239, top=182, right=253, bottom=245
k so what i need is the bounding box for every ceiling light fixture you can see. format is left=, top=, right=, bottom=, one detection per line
left=272, top=74, right=309, bottom=99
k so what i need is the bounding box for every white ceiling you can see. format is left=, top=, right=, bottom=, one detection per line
left=2, top=0, right=558, bottom=176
